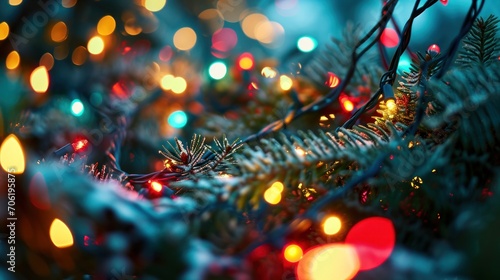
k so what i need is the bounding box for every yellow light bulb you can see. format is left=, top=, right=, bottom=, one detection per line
left=386, top=99, right=396, bottom=111
left=49, top=219, right=74, bottom=248
left=9, top=0, right=22, bottom=6
left=264, top=186, right=281, bottom=205
left=0, top=134, right=25, bottom=174
left=280, top=75, right=293, bottom=91
left=261, top=66, right=277, bottom=78
left=87, top=36, right=105, bottom=55
left=97, top=15, right=116, bottom=36
left=284, top=244, right=303, bottom=263
left=144, top=0, right=166, bottom=12
left=322, top=216, right=342, bottom=235
left=30, top=66, right=50, bottom=94
left=271, top=181, right=284, bottom=192
left=51, top=21, right=68, bottom=42
left=0, top=22, right=9, bottom=40
left=171, top=77, right=187, bottom=94
left=6, top=51, right=20, bottom=70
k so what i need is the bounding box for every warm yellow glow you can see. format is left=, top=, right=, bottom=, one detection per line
left=295, top=147, right=306, bottom=157
left=0, top=22, right=9, bottom=40
left=241, top=13, right=268, bottom=39
left=72, top=46, right=88, bottom=66
left=87, top=36, right=105, bottom=55
left=144, top=0, right=166, bottom=12
left=0, top=134, right=25, bottom=174
left=30, top=66, right=49, bottom=94
left=97, top=15, right=116, bottom=36
left=284, top=244, right=303, bottom=263
left=6, top=51, right=20, bottom=70
left=160, top=74, right=175, bottom=91
left=151, top=181, right=163, bottom=192
left=39, top=53, right=54, bottom=71
left=124, top=19, right=142, bottom=36
left=171, top=77, right=187, bottom=94
left=411, top=176, right=423, bottom=189
left=255, top=21, right=284, bottom=45
left=261, top=66, right=277, bottom=78
left=264, top=186, right=281, bottom=205
left=271, top=181, right=284, bottom=192
left=297, top=244, right=360, bottom=280
left=323, top=216, right=342, bottom=235
left=173, top=27, right=197, bottom=51
left=343, top=100, right=354, bottom=112
left=239, top=57, right=254, bottom=70
left=51, top=22, right=68, bottom=43
left=62, top=0, right=77, bottom=8
left=386, top=99, right=396, bottom=111
left=9, top=0, right=22, bottom=6
left=279, top=75, right=293, bottom=91
left=49, top=219, right=74, bottom=248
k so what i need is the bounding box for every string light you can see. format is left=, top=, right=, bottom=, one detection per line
left=427, top=44, right=441, bottom=54
left=0, top=134, right=25, bottom=174
left=72, top=46, right=88, bottom=66
left=325, top=72, right=340, bottom=88
left=297, top=36, right=317, bottom=52
left=297, top=244, right=360, bottom=280
left=71, top=139, right=89, bottom=152
left=263, top=186, right=281, bottom=205
left=70, top=99, right=85, bottom=117
left=151, top=181, right=163, bottom=192
left=173, top=27, right=197, bottom=51
left=87, top=36, right=105, bottom=55
left=283, top=244, right=303, bottom=263
left=342, top=100, right=354, bottom=112
left=6, top=51, right=20, bottom=70
left=168, top=110, right=188, bottom=128
left=209, top=61, right=227, bottom=80
left=380, top=28, right=399, bottom=48
left=171, top=77, right=187, bottom=94
left=144, top=0, right=166, bottom=12
left=0, top=22, right=9, bottom=40
left=238, top=52, right=254, bottom=70
left=322, top=216, right=342, bottom=235
left=49, top=219, right=74, bottom=248
left=160, top=74, right=175, bottom=91
left=345, top=217, right=395, bottom=270
left=9, top=0, right=22, bottom=6
left=440, top=0, right=448, bottom=6
left=51, top=22, right=68, bottom=42
left=39, top=53, right=55, bottom=71
left=97, top=15, right=116, bottom=36
left=279, top=75, right=293, bottom=91
left=30, top=66, right=50, bottom=94
left=261, top=66, right=277, bottom=78
left=270, top=181, right=284, bottom=192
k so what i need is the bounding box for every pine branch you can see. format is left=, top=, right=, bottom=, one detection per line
left=457, top=15, right=500, bottom=67
left=426, top=63, right=500, bottom=154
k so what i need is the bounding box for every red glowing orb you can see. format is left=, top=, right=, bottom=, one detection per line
left=345, top=217, right=395, bottom=270
left=381, top=28, right=399, bottom=48
left=440, top=0, right=448, bottom=6
left=427, top=44, right=441, bottom=54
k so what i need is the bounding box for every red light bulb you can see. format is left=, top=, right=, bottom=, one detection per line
left=427, top=44, right=440, bottom=54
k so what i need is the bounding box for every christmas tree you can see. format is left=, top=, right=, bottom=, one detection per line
left=1, top=0, right=500, bottom=279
